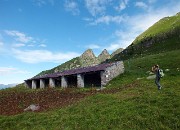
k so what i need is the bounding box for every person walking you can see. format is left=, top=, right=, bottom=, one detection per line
left=152, top=65, right=162, bottom=90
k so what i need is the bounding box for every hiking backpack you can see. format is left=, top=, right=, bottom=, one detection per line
left=159, top=69, right=164, bottom=78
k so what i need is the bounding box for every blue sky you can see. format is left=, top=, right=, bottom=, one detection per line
left=0, top=0, right=179, bottom=86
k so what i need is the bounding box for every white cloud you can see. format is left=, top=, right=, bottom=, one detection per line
left=135, top=2, right=148, bottom=9
left=102, top=30, right=136, bottom=51
left=115, top=0, right=129, bottom=12
left=86, top=44, right=100, bottom=49
left=107, top=1, right=180, bottom=50
left=33, top=0, right=54, bottom=6
left=34, top=0, right=46, bottom=6
left=83, top=17, right=93, bottom=22
left=27, top=44, right=35, bottom=47
left=12, top=43, right=25, bottom=47
left=12, top=49, right=80, bottom=63
left=85, top=0, right=111, bottom=16
left=106, top=44, right=121, bottom=51
left=0, top=67, right=30, bottom=76
left=0, top=41, right=4, bottom=46
left=5, top=30, right=33, bottom=43
left=91, top=15, right=126, bottom=25
left=39, top=44, right=46, bottom=47
left=0, top=67, right=16, bottom=75
left=129, top=2, right=180, bottom=34
left=0, top=41, right=6, bottom=53
left=64, top=0, right=80, bottom=15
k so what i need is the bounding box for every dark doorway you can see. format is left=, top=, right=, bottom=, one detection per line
left=45, top=78, right=49, bottom=88
left=55, top=77, right=61, bottom=87
left=84, top=71, right=101, bottom=88
left=36, top=80, right=40, bottom=89
left=66, top=75, right=77, bottom=88
left=26, top=80, right=32, bottom=89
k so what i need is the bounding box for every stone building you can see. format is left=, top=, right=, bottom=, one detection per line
left=25, top=61, right=124, bottom=89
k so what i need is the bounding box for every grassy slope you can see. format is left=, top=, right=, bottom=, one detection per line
left=133, top=12, right=180, bottom=45
left=111, top=13, right=180, bottom=61
left=37, top=57, right=81, bottom=76
left=0, top=50, right=180, bottom=130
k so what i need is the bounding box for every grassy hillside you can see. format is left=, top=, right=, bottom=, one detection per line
left=1, top=50, right=179, bottom=130
left=37, top=57, right=81, bottom=76
left=134, top=12, right=180, bottom=45
left=111, top=12, right=180, bottom=61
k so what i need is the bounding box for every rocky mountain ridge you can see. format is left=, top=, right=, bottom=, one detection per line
left=0, top=83, right=18, bottom=89
left=37, top=49, right=113, bottom=76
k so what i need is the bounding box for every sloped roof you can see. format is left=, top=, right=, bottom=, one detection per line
left=26, top=62, right=114, bottom=81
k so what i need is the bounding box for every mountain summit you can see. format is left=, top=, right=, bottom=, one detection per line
left=79, top=49, right=98, bottom=67
left=37, top=49, right=111, bottom=76
left=98, top=49, right=110, bottom=63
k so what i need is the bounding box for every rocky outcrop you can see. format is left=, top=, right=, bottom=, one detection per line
left=98, top=49, right=110, bottom=63
left=79, top=49, right=98, bottom=67
left=37, top=49, right=112, bottom=76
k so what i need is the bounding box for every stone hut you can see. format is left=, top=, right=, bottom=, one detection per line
left=25, top=61, right=124, bottom=89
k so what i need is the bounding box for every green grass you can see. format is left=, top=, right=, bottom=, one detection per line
left=0, top=50, right=180, bottom=130
left=109, top=50, right=180, bottom=88
left=133, top=12, right=180, bottom=45
left=111, top=13, right=180, bottom=61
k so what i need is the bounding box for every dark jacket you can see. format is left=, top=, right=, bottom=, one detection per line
left=156, top=69, right=161, bottom=78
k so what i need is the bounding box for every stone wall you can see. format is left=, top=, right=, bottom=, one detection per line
left=101, top=61, right=124, bottom=86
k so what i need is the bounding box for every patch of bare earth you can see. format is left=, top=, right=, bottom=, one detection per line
left=0, top=81, right=139, bottom=116
left=0, top=89, right=89, bottom=116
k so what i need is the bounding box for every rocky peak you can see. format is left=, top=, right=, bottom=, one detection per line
left=98, top=49, right=110, bottom=63
left=80, top=49, right=96, bottom=59
left=79, top=49, right=98, bottom=67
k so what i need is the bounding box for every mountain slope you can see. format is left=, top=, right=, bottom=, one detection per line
left=37, top=49, right=111, bottom=76
left=134, top=12, right=180, bottom=45
left=98, top=49, right=110, bottom=63
left=111, top=12, right=180, bottom=61
left=1, top=50, right=179, bottom=130
left=37, top=57, right=81, bottom=76
left=79, top=49, right=98, bottom=67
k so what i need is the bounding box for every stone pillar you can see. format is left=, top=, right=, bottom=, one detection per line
left=24, top=81, right=29, bottom=88
left=61, top=76, right=68, bottom=88
left=100, top=71, right=106, bottom=88
left=49, top=78, right=55, bottom=88
left=40, top=79, right=45, bottom=89
left=77, top=74, right=84, bottom=88
left=32, top=80, right=37, bottom=89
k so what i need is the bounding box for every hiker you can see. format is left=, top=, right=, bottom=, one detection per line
left=152, top=64, right=162, bottom=90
